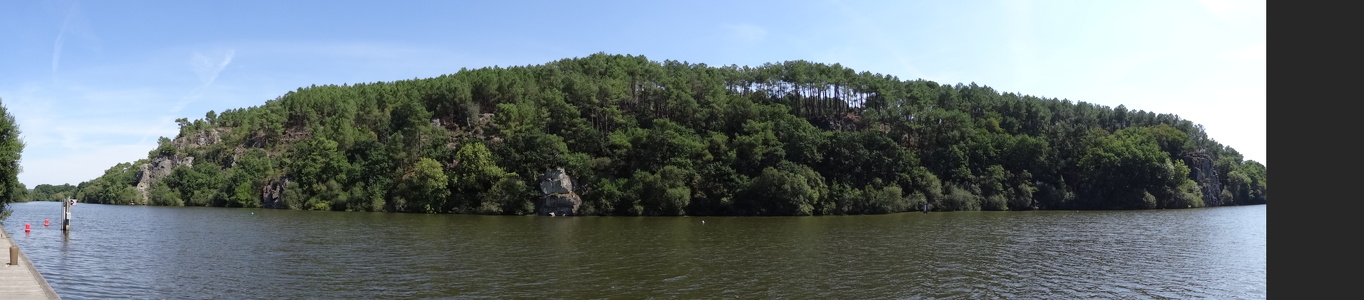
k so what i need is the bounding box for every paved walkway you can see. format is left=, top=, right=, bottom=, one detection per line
left=0, top=225, right=61, bottom=300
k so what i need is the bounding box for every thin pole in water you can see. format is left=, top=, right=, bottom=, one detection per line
left=62, top=199, right=73, bottom=231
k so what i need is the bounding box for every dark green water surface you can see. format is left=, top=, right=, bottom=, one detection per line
left=3, top=202, right=1265, bottom=299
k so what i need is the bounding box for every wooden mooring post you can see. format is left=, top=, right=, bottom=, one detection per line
left=1, top=223, right=62, bottom=299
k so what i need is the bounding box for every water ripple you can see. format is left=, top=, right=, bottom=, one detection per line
left=3, top=203, right=1265, bottom=299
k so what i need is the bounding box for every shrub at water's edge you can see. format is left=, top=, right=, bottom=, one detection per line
left=68, top=53, right=1267, bottom=215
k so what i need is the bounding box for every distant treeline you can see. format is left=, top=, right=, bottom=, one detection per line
left=66, top=53, right=1266, bottom=215
left=27, top=183, right=77, bottom=202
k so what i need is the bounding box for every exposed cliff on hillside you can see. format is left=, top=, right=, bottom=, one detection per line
left=133, top=128, right=228, bottom=203
left=134, top=156, right=193, bottom=204
left=74, top=53, right=1267, bottom=215
left=1181, top=151, right=1223, bottom=206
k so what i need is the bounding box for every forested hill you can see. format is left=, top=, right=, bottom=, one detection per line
left=69, top=53, right=1267, bottom=216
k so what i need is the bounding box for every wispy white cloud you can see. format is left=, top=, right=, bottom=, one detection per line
left=51, top=15, right=71, bottom=76
left=192, top=49, right=235, bottom=87
left=44, top=0, right=103, bottom=82
left=172, top=49, right=236, bottom=114
left=50, top=0, right=79, bottom=79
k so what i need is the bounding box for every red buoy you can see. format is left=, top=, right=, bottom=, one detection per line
left=24, top=223, right=31, bottom=232
left=44, top=219, right=50, bottom=226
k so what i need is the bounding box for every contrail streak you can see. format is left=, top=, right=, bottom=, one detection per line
left=51, top=1, right=78, bottom=79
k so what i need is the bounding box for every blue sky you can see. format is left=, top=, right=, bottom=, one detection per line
left=1, top=0, right=1265, bottom=187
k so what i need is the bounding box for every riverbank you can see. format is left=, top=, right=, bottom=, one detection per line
left=0, top=224, right=61, bottom=300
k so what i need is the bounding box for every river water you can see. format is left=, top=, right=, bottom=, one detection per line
left=2, top=201, right=1265, bottom=299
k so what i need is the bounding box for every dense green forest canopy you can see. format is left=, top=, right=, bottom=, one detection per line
left=27, top=183, right=77, bottom=202
left=67, top=53, right=1267, bottom=216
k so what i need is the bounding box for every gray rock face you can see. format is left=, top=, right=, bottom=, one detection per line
left=134, top=128, right=224, bottom=203
left=539, top=194, right=582, bottom=216
left=260, top=177, right=291, bottom=209
left=135, top=155, right=194, bottom=204
left=539, top=168, right=574, bottom=195
left=1182, top=151, right=1223, bottom=206
left=173, top=129, right=223, bottom=149
left=536, top=168, right=581, bottom=216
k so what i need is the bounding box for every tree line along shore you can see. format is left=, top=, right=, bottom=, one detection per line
left=19, top=53, right=1266, bottom=216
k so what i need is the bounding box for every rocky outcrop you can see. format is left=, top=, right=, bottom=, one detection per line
left=540, top=194, right=582, bottom=216
left=135, top=155, right=194, bottom=204
left=539, top=168, right=573, bottom=195
left=260, top=177, right=292, bottom=209
left=133, top=128, right=226, bottom=203
left=536, top=168, right=582, bottom=216
left=172, top=128, right=224, bottom=149
left=1182, top=151, right=1223, bottom=206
